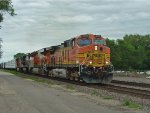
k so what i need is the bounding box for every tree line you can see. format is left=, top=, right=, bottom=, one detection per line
left=106, top=34, right=150, bottom=71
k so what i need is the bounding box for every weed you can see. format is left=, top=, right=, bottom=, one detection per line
left=66, top=85, right=75, bottom=90
left=91, top=90, right=99, bottom=96
left=123, top=99, right=143, bottom=109
left=103, top=96, right=113, bottom=100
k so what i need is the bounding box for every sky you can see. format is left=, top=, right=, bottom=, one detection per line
left=0, top=0, right=150, bottom=62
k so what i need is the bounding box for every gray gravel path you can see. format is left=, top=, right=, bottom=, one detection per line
left=113, top=76, right=150, bottom=84
left=0, top=71, right=147, bottom=113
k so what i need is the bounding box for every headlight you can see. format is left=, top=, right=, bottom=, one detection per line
left=76, top=60, right=79, bottom=64
left=106, top=61, right=109, bottom=64
left=95, top=46, right=98, bottom=50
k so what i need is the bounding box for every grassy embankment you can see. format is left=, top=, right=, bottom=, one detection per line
left=0, top=69, right=54, bottom=84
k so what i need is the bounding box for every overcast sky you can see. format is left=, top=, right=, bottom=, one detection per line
left=0, top=0, right=150, bottom=62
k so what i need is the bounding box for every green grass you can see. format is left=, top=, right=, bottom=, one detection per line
left=91, top=90, right=99, bottom=96
left=1, top=69, right=19, bottom=75
left=0, top=69, right=54, bottom=85
left=66, top=85, right=75, bottom=90
left=123, top=99, right=143, bottom=109
left=103, top=96, right=113, bottom=100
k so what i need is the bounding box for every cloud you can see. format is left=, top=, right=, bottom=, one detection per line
left=0, top=0, right=150, bottom=62
left=55, top=15, right=93, bottom=23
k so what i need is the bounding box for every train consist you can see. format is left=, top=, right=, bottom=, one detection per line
left=1, top=34, right=113, bottom=83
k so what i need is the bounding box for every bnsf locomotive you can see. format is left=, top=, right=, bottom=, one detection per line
left=5, top=34, right=113, bottom=83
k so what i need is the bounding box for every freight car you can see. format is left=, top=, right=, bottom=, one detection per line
left=0, top=60, right=16, bottom=70
left=13, top=34, right=113, bottom=83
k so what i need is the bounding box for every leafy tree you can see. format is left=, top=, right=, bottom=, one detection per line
left=0, top=0, right=15, bottom=24
left=106, top=38, right=122, bottom=70
left=14, top=53, right=25, bottom=59
left=106, top=34, right=150, bottom=71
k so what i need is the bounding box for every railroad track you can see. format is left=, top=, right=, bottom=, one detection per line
left=97, top=84, right=150, bottom=99
left=40, top=75, right=150, bottom=99
left=4, top=70, right=150, bottom=99
left=112, top=80, right=150, bottom=88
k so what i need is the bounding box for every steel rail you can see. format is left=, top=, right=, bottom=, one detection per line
left=112, top=80, right=150, bottom=88
left=4, top=69, right=150, bottom=99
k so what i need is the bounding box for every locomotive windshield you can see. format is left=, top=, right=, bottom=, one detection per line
left=94, top=38, right=106, bottom=45
left=77, top=38, right=92, bottom=46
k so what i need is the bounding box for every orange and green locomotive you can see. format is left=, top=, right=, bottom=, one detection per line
left=15, top=34, right=113, bottom=83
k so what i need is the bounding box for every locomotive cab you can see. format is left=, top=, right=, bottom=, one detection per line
left=75, top=34, right=113, bottom=83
